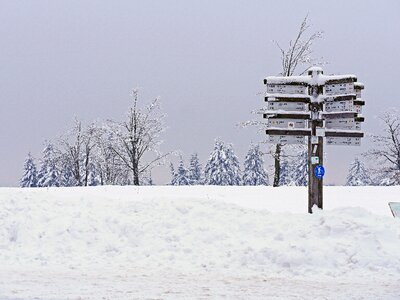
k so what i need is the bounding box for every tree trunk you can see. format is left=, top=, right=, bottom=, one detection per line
left=133, top=164, right=140, bottom=185
left=273, top=144, right=281, bottom=187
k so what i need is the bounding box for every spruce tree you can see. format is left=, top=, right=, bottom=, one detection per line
left=60, top=160, right=75, bottom=187
left=37, top=143, right=60, bottom=187
left=189, top=153, right=202, bottom=185
left=346, top=158, right=372, bottom=186
left=278, top=159, right=291, bottom=186
left=242, top=145, right=268, bottom=185
left=169, top=162, right=176, bottom=185
left=290, top=148, right=308, bottom=186
left=20, top=153, right=38, bottom=187
left=204, top=139, right=241, bottom=185
left=171, top=158, right=190, bottom=185
left=87, top=162, right=100, bottom=186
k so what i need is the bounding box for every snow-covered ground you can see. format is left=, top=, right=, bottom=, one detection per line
left=0, top=186, right=399, bottom=299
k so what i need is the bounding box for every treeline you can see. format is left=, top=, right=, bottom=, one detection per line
left=21, top=90, right=167, bottom=187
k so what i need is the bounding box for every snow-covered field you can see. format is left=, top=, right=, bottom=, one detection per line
left=0, top=186, right=399, bottom=299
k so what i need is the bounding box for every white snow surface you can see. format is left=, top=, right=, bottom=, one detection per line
left=0, top=186, right=399, bottom=299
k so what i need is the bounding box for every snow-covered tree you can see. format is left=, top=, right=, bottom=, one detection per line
left=290, top=148, right=308, bottom=186
left=375, top=174, right=398, bottom=186
left=367, top=111, right=400, bottom=185
left=92, top=128, right=124, bottom=185
left=171, top=159, right=190, bottom=186
left=20, top=153, right=38, bottom=187
left=106, top=89, right=169, bottom=185
left=242, top=145, right=268, bottom=185
left=346, top=158, right=372, bottom=186
left=169, top=162, right=176, bottom=185
left=87, top=162, right=100, bottom=186
left=60, top=159, right=75, bottom=187
left=278, top=159, right=291, bottom=186
left=59, top=120, right=98, bottom=186
left=37, top=143, right=60, bottom=187
left=141, top=171, right=154, bottom=186
left=189, top=153, right=202, bottom=185
left=204, top=139, right=241, bottom=186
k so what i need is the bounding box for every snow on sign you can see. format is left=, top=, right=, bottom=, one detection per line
left=268, top=118, right=307, bottom=129
left=325, top=82, right=354, bottom=96
left=269, top=135, right=305, bottom=145
left=267, top=84, right=307, bottom=95
left=326, top=136, right=361, bottom=146
left=268, top=101, right=306, bottom=112
left=263, top=68, right=365, bottom=213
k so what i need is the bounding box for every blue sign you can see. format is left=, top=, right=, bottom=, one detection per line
left=314, top=165, right=325, bottom=179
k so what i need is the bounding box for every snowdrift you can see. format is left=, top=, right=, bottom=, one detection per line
left=0, top=185, right=399, bottom=283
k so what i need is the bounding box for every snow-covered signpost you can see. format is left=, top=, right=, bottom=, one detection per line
left=263, top=67, right=365, bottom=213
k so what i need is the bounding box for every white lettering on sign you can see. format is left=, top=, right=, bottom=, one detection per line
left=325, top=82, right=354, bottom=96
left=326, top=136, right=361, bottom=146
left=326, top=118, right=361, bottom=130
left=268, top=101, right=306, bottom=112
left=267, top=84, right=307, bottom=94
left=268, top=119, right=307, bottom=129
left=269, top=135, right=305, bottom=145
left=325, top=100, right=354, bottom=112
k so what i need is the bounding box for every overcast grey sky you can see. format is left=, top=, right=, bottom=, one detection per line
left=1, top=0, right=400, bottom=186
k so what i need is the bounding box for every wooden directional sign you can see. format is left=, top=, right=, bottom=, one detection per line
left=268, top=118, right=307, bottom=129
left=326, top=136, right=361, bottom=146
left=324, top=76, right=357, bottom=96
left=323, top=112, right=358, bottom=119
left=265, top=129, right=311, bottom=136
left=326, top=118, right=362, bottom=130
left=325, top=128, right=364, bottom=146
left=263, top=113, right=310, bottom=119
left=354, top=100, right=365, bottom=113
left=266, top=84, right=308, bottom=95
left=267, top=101, right=307, bottom=112
left=269, top=135, right=305, bottom=145
left=263, top=67, right=365, bottom=214
left=325, top=100, right=355, bottom=113
left=354, top=82, right=364, bottom=99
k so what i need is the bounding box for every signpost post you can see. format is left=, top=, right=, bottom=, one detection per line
left=263, top=67, right=365, bottom=213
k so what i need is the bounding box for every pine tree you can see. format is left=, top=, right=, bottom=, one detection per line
left=60, top=160, right=75, bottom=187
left=189, top=153, right=202, bottom=185
left=20, top=153, right=38, bottom=187
left=87, top=162, right=100, bottom=186
left=171, top=159, right=190, bottom=185
left=290, top=148, right=308, bottom=186
left=242, top=145, right=268, bottom=185
left=169, top=162, right=176, bottom=185
left=37, top=143, right=60, bottom=187
left=376, top=174, right=397, bottom=186
left=278, top=159, right=291, bottom=186
left=204, top=139, right=241, bottom=185
left=346, top=158, right=372, bottom=186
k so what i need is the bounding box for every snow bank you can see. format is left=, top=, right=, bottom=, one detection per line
left=0, top=186, right=399, bottom=282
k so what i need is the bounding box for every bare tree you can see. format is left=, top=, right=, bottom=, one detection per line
left=367, top=111, right=400, bottom=185
left=271, top=16, right=323, bottom=186
left=58, top=119, right=98, bottom=186
left=92, top=127, right=126, bottom=185
left=107, top=89, right=169, bottom=185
